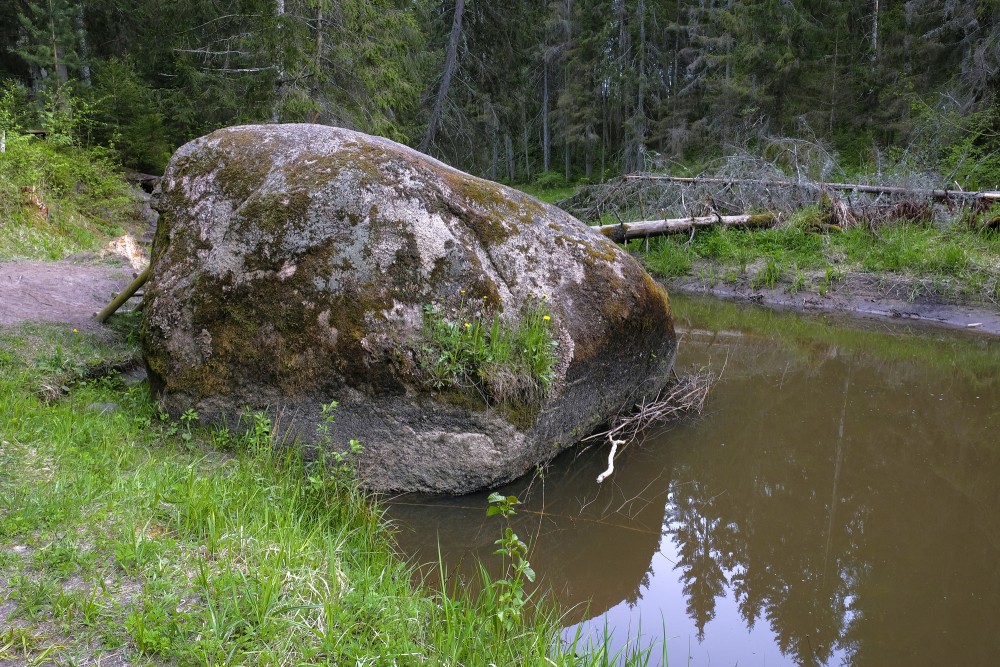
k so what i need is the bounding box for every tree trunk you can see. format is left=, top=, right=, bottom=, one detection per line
left=542, top=56, right=551, bottom=172
left=505, top=132, right=515, bottom=182
left=871, top=0, right=879, bottom=62
left=419, top=0, right=465, bottom=154
left=584, top=123, right=593, bottom=179
left=597, top=213, right=778, bottom=242
left=521, top=102, right=531, bottom=181
left=490, top=119, right=499, bottom=181
left=74, top=4, right=90, bottom=85
left=634, top=0, right=646, bottom=171
left=314, top=3, right=324, bottom=98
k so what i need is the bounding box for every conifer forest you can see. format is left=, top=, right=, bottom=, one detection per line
left=2, top=0, right=999, bottom=185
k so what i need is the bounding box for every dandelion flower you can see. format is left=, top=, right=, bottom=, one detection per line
left=464, top=322, right=471, bottom=328
left=542, top=315, right=550, bottom=321
left=72, top=328, right=78, bottom=333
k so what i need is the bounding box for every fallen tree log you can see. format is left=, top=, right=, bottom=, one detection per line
left=596, top=212, right=778, bottom=241
left=94, top=266, right=151, bottom=323
left=624, top=173, right=1000, bottom=202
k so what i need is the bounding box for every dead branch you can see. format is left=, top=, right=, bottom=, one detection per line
left=624, top=173, right=1000, bottom=202
left=584, top=370, right=715, bottom=447
left=596, top=213, right=778, bottom=241
left=94, top=266, right=151, bottom=323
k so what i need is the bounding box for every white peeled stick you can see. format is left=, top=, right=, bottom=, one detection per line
left=596, top=438, right=626, bottom=483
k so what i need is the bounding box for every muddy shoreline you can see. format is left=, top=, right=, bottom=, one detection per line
left=661, top=266, right=1000, bottom=336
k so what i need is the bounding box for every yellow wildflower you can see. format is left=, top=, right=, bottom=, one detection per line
left=542, top=315, right=550, bottom=321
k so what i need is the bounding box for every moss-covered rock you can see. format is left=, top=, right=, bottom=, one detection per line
left=142, top=124, right=677, bottom=494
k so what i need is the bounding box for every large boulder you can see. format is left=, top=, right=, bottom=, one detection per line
left=141, top=124, right=676, bottom=494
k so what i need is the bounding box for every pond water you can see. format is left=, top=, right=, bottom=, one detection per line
left=385, top=294, right=1000, bottom=666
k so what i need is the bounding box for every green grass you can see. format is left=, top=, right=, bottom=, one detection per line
left=0, top=130, right=140, bottom=260
left=634, top=214, right=1000, bottom=302
left=514, top=182, right=580, bottom=204
left=0, top=319, right=661, bottom=666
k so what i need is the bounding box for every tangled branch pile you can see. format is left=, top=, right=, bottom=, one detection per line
left=560, top=153, right=995, bottom=233
left=584, top=369, right=715, bottom=448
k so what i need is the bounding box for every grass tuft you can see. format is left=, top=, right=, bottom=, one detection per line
left=421, top=296, right=560, bottom=407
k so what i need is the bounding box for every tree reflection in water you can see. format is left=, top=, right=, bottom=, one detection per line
left=657, top=310, right=1000, bottom=666
left=388, top=298, right=1000, bottom=666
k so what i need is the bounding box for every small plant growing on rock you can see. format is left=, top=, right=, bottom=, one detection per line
left=420, top=294, right=559, bottom=409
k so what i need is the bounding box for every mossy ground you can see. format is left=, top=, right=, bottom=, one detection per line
left=0, top=317, right=664, bottom=666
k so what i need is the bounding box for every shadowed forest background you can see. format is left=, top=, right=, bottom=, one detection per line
left=1, top=0, right=999, bottom=186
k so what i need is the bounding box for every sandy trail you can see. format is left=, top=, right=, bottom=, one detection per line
left=0, top=261, right=132, bottom=332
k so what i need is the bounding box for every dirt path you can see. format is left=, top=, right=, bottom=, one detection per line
left=0, top=261, right=133, bottom=332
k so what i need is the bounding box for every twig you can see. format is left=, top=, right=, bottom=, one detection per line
left=596, top=438, right=624, bottom=483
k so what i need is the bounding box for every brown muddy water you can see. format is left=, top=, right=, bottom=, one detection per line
left=385, top=294, right=1000, bottom=666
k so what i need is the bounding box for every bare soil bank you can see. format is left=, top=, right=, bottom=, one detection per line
left=663, top=262, right=1000, bottom=336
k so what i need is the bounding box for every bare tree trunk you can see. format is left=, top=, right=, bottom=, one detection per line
left=419, top=0, right=465, bottom=154
left=48, top=0, right=68, bottom=88
left=635, top=0, right=646, bottom=170
left=829, top=26, right=838, bottom=134
left=505, top=132, right=515, bottom=181
left=542, top=56, right=551, bottom=172
left=600, top=92, right=607, bottom=179
left=585, top=123, right=593, bottom=179
left=871, top=0, right=879, bottom=62
left=490, top=121, right=498, bottom=181
left=565, top=136, right=571, bottom=181
left=313, top=2, right=324, bottom=78
left=75, top=4, right=90, bottom=85
left=597, top=213, right=778, bottom=241
left=521, top=102, right=531, bottom=181
left=271, top=0, right=287, bottom=121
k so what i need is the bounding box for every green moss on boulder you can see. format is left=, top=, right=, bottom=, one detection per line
left=142, top=124, right=677, bottom=494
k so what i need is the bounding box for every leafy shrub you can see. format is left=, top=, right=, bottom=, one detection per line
left=532, top=170, right=567, bottom=189
left=0, top=125, right=137, bottom=260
